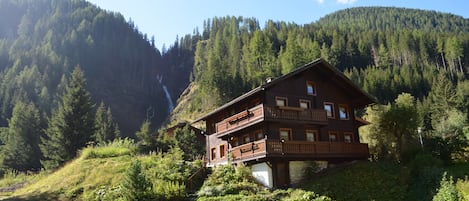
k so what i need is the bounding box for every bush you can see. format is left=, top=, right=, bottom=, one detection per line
left=433, top=172, right=460, bottom=201
left=153, top=180, right=186, bottom=200
left=197, top=164, right=261, bottom=197
left=86, top=185, right=125, bottom=201
left=456, top=178, right=469, bottom=201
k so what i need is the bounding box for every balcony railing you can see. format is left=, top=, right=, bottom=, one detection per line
left=263, top=106, right=327, bottom=123
left=215, top=104, right=264, bottom=136
left=230, top=139, right=369, bottom=162
left=215, top=105, right=328, bottom=136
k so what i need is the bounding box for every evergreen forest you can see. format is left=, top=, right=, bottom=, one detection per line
left=0, top=1, right=469, bottom=200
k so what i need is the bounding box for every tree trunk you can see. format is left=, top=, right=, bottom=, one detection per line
left=441, top=52, right=447, bottom=72
left=458, top=57, right=463, bottom=74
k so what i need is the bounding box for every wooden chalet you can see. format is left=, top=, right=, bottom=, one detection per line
left=193, top=58, right=375, bottom=188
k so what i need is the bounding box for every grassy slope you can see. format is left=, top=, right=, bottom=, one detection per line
left=300, top=161, right=410, bottom=201
left=2, top=152, right=468, bottom=201
left=300, top=161, right=469, bottom=201
left=1, top=148, right=133, bottom=200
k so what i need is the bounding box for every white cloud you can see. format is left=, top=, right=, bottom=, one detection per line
left=316, top=0, right=325, bottom=4
left=336, top=0, right=357, bottom=4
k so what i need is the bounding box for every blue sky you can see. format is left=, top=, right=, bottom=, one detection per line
left=87, top=0, right=469, bottom=50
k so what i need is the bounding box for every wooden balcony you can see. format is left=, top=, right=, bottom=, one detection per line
left=215, top=105, right=328, bottom=137
left=263, top=105, right=328, bottom=124
left=230, top=139, right=369, bottom=162
left=215, top=104, right=264, bottom=136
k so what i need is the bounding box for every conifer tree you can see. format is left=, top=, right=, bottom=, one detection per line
left=136, top=119, right=155, bottom=148
left=122, top=159, right=152, bottom=201
left=0, top=102, right=42, bottom=171
left=94, top=101, right=119, bottom=144
left=40, top=67, right=95, bottom=169
left=174, top=124, right=204, bottom=160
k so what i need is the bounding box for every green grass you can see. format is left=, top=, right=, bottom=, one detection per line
left=300, top=161, right=410, bottom=201
left=0, top=141, right=203, bottom=201
left=299, top=160, right=469, bottom=201
left=0, top=140, right=136, bottom=200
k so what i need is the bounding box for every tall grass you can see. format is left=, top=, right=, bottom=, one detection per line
left=81, top=138, right=136, bottom=159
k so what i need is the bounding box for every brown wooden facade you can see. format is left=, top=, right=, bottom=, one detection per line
left=194, top=59, right=375, bottom=187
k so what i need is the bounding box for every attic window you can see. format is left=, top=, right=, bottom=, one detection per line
left=306, top=81, right=317, bottom=96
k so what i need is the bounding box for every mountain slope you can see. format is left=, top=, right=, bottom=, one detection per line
left=316, top=7, right=469, bottom=32
left=167, top=7, right=469, bottom=124
left=0, top=0, right=169, bottom=135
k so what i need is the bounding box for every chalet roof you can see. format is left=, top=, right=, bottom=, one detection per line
left=193, top=58, right=376, bottom=123
left=166, top=121, right=202, bottom=133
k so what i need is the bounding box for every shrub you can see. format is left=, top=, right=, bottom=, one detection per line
left=456, top=178, right=469, bottom=201
left=153, top=180, right=186, bottom=201
left=197, top=164, right=261, bottom=197
left=284, top=189, right=333, bottom=201
left=86, top=185, right=125, bottom=201
left=433, top=172, right=460, bottom=201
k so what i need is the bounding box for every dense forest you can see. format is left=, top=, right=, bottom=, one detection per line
left=167, top=7, right=469, bottom=122
left=0, top=0, right=169, bottom=137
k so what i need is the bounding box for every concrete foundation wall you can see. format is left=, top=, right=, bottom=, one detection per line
left=251, top=162, right=273, bottom=188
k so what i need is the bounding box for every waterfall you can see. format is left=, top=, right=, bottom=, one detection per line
left=157, top=75, right=175, bottom=113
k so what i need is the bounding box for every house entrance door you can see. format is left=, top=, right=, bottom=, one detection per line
left=276, top=162, right=289, bottom=188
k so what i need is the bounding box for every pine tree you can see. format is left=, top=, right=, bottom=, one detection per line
left=0, top=102, right=42, bottom=171
left=136, top=119, right=155, bottom=148
left=174, top=124, right=204, bottom=160
left=121, top=159, right=152, bottom=201
left=40, top=66, right=95, bottom=169
left=94, top=101, right=119, bottom=144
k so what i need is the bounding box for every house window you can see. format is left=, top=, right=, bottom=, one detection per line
left=231, top=137, right=239, bottom=147
left=254, top=130, right=264, bottom=140
left=324, top=102, right=335, bottom=118
left=211, top=147, right=217, bottom=160
left=339, top=104, right=349, bottom=120
left=242, top=134, right=251, bottom=144
left=280, top=128, right=292, bottom=141
left=299, top=99, right=311, bottom=109
left=344, top=132, right=353, bottom=143
left=276, top=96, right=288, bottom=107
left=329, top=132, right=338, bottom=142
left=306, top=130, right=318, bottom=142
left=219, top=144, right=226, bottom=158
left=306, top=81, right=317, bottom=96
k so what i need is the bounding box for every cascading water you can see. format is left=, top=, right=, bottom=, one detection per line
left=157, top=75, right=175, bottom=113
